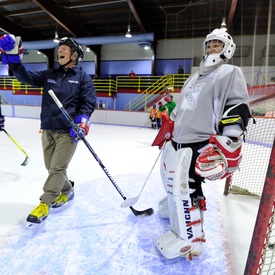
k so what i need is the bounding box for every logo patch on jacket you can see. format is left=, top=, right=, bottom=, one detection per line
left=181, top=83, right=205, bottom=110
left=47, top=79, right=56, bottom=84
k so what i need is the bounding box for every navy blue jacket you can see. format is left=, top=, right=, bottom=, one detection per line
left=9, top=63, right=96, bottom=131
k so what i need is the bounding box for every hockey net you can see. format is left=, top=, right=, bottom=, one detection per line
left=224, top=84, right=275, bottom=275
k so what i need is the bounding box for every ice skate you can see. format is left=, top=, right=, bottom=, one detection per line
left=51, top=181, right=75, bottom=212
left=51, top=190, right=74, bottom=212
left=26, top=202, right=49, bottom=228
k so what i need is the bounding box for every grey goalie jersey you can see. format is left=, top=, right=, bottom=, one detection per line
left=171, top=63, right=250, bottom=144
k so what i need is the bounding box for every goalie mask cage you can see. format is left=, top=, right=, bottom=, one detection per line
left=224, top=87, right=275, bottom=275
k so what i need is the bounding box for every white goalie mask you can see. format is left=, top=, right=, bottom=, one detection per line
left=202, top=28, right=236, bottom=67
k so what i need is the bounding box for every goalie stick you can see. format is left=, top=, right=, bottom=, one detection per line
left=121, top=141, right=165, bottom=208
left=48, top=89, right=154, bottom=217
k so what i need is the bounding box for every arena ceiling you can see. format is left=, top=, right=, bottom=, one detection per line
left=0, top=0, right=273, bottom=46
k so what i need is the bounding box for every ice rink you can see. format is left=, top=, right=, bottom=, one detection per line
left=0, top=117, right=260, bottom=275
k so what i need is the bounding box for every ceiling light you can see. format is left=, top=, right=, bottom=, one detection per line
left=220, top=17, right=227, bottom=32
left=125, top=25, right=132, bottom=38
left=125, top=9, right=132, bottom=38
left=139, top=42, right=151, bottom=50
left=53, top=31, right=59, bottom=43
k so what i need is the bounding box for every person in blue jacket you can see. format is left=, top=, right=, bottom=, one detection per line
left=0, top=34, right=96, bottom=227
left=0, top=97, right=4, bottom=130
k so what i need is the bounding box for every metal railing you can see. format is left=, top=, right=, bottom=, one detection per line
left=92, top=78, right=116, bottom=96
left=0, top=74, right=190, bottom=110
left=0, top=76, right=43, bottom=94
left=123, top=74, right=189, bottom=111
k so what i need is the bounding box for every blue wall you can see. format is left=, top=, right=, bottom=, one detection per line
left=1, top=90, right=42, bottom=106
left=0, top=65, right=8, bottom=75
left=0, top=58, right=192, bottom=77
left=24, top=63, right=48, bottom=71
left=101, top=60, right=152, bottom=78
left=0, top=57, right=191, bottom=110
left=96, top=96, right=115, bottom=110
left=1, top=90, right=157, bottom=111
left=155, top=58, right=193, bottom=75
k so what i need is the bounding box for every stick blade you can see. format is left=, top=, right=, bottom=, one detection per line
left=130, top=206, right=154, bottom=216
left=21, top=156, right=30, bottom=166
left=121, top=197, right=139, bottom=208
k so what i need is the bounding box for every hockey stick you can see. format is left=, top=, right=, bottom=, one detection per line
left=2, top=128, right=30, bottom=166
left=139, top=120, right=151, bottom=129
left=48, top=89, right=154, bottom=217
left=121, top=142, right=165, bottom=208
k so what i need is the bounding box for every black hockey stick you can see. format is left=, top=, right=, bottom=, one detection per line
left=48, top=90, right=154, bottom=217
left=2, top=128, right=30, bottom=166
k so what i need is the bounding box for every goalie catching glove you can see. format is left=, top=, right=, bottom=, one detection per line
left=195, top=134, right=242, bottom=181
left=70, top=115, right=90, bottom=142
left=0, top=34, right=24, bottom=64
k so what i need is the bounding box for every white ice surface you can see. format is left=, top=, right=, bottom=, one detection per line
left=0, top=117, right=260, bottom=275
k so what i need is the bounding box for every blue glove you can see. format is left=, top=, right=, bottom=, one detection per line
left=70, top=115, right=90, bottom=142
left=0, top=35, right=24, bottom=64
left=0, top=115, right=5, bottom=131
left=0, top=34, right=15, bottom=51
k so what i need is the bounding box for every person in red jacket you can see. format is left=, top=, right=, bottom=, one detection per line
left=128, top=70, right=136, bottom=79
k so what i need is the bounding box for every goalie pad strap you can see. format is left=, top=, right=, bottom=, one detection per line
left=187, top=218, right=202, bottom=227
left=192, top=237, right=206, bottom=243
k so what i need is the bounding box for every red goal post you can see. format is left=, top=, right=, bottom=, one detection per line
left=224, top=85, right=275, bottom=274
left=244, top=137, right=275, bottom=275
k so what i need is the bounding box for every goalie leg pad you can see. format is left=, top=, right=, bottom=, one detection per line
left=157, top=142, right=205, bottom=259
left=157, top=227, right=205, bottom=260
left=158, top=196, right=169, bottom=218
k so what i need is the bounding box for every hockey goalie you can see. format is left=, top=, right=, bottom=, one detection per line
left=152, top=28, right=252, bottom=260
